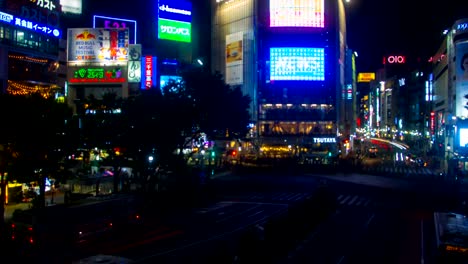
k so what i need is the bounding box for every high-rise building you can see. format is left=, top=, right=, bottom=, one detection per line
left=212, top=0, right=348, bottom=154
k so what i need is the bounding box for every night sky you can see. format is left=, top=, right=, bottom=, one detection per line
left=85, top=0, right=468, bottom=72
left=346, top=0, right=468, bottom=72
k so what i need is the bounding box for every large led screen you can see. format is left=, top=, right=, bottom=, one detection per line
left=270, top=0, right=324, bottom=28
left=157, top=0, right=192, bottom=43
left=270, top=47, right=325, bottom=81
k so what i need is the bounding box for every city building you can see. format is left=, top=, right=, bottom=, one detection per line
left=432, top=18, right=468, bottom=176
left=0, top=0, right=63, bottom=97
left=211, top=0, right=350, bottom=157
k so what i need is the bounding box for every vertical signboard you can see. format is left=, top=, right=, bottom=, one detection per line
left=128, top=44, right=141, bottom=83
left=225, top=32, right=243, bottom=85
left=456, top=42, right=468, bottom=118
left=157, top=0, right=192, bottom=43
left=67, top=28, right=129, bottom=62
left=141, top=56, right=157, bottom=89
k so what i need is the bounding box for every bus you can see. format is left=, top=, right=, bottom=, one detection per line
left=434, top=211, right=468, bottom=262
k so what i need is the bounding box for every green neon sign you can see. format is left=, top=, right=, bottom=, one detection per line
left=158, top=18, right=191, bottom=43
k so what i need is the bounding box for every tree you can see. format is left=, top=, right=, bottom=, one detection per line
left=0, top=93, right=73, bottom=223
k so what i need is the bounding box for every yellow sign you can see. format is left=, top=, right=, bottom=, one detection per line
left=357, top=72, right=375, bottom=82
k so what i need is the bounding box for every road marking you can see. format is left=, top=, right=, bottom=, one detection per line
left=340, top=195, right=351, bottom=205
left=347, top=195, right=359, bottom=205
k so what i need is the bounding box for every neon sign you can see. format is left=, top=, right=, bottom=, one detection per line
left=384, top=56, right=406, bottom=64
left=158, top=19, right=191, bottom=43
left=0, top=10, right=61, bottom=37
left=0, top=12, right=14, bottom=23
left=70, top=67, right=125, bottom=83
left=34, top=0, right=58, bottom=11
left=93, top=15, right=137, bottom=44
left=144, top=56, right=153, bottom=89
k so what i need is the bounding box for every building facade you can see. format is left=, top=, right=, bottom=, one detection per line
left=211, top=0, right=348, bottom=155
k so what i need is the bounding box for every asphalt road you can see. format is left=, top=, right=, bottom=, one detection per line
left=7, top=163, right=465, bottom=264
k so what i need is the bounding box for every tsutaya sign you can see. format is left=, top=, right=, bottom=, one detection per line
left=313, top=137, right=336, bottom=143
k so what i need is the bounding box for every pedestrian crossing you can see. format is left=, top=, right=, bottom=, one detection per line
left=361, top=165, right=438, bottom=178
left=242, top=191, right=313, bottom=202
left=336, top=194, right=374, bottom=207
left=235, top=191, right=378, bottom=208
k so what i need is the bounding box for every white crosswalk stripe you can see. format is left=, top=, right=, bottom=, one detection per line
left=337, top=194, right=373, bottom=207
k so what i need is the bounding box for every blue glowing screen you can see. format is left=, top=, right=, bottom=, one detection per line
left=270, top=47, right=325, bottom=81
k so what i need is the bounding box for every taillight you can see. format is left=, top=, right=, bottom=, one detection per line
left=29, top=238, right=34, bottom=244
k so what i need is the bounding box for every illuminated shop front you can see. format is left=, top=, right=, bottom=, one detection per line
left=0, top=4, right=62, bottom=95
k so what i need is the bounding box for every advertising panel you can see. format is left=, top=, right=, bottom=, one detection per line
left=157, top=0, right=192, bottom=43
left=225, top=32, right=244, bottom=85
left=270, top=0, right=324, bottom=28
left=357, top=72, right=376, bottom=82
left=67, top=28, right=129, bottom=62
left=60, top=0, right=82, bottom=15
left=270, top=47, right=325, bottom=81
left=128, top=44, right=142, bottom=83
left=158, top=19, right=191, bottom=43
left=93, top=15, right=137, bottom=44
left=455, top=41, right=468, bottom=118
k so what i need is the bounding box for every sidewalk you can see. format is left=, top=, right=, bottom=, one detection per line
left=4, top=191, right=65, bottom=221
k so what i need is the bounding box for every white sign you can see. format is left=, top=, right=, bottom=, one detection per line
left=225, top=32, right=244, bottom=85
left=313, top=138, right=336, bottom=143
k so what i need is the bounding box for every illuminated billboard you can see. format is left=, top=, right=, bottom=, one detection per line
left=460, top=128, right=468, bottom=148
left=158, top=19, right=191, bottom=43
left=3, top=0, right=61, bottom=27
left=226, top=32, right=243, bottom=85
left=270, top=47, right=325, bottom=81
left=157, top=0, right=192, bottom=43
left=67, top=28, right=129, bottom=62
left=69, top=67, right=125, bottom=84
left=93, top=15, right=137, bottom=44
left=60, top=0, right=82, bottom=14
left=0, top=10, right=61, bottom=38
left=456, top=42, right=468, bottom=118
left=270, top=0, right=324, bottom=28
left=160, top=75, right=182, bottom=92
left=357, top=72, right=376, bottom=82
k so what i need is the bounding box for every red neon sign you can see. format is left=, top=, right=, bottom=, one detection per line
left=383, top=56, right=406, bottom=64
left=145, top=56, right=153, bottom=89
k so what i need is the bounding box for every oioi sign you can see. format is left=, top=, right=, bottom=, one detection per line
left=158, top=18, right=191, bottom=43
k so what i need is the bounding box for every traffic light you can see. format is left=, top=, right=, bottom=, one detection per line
left=328, top=151, right=332, bottom=157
